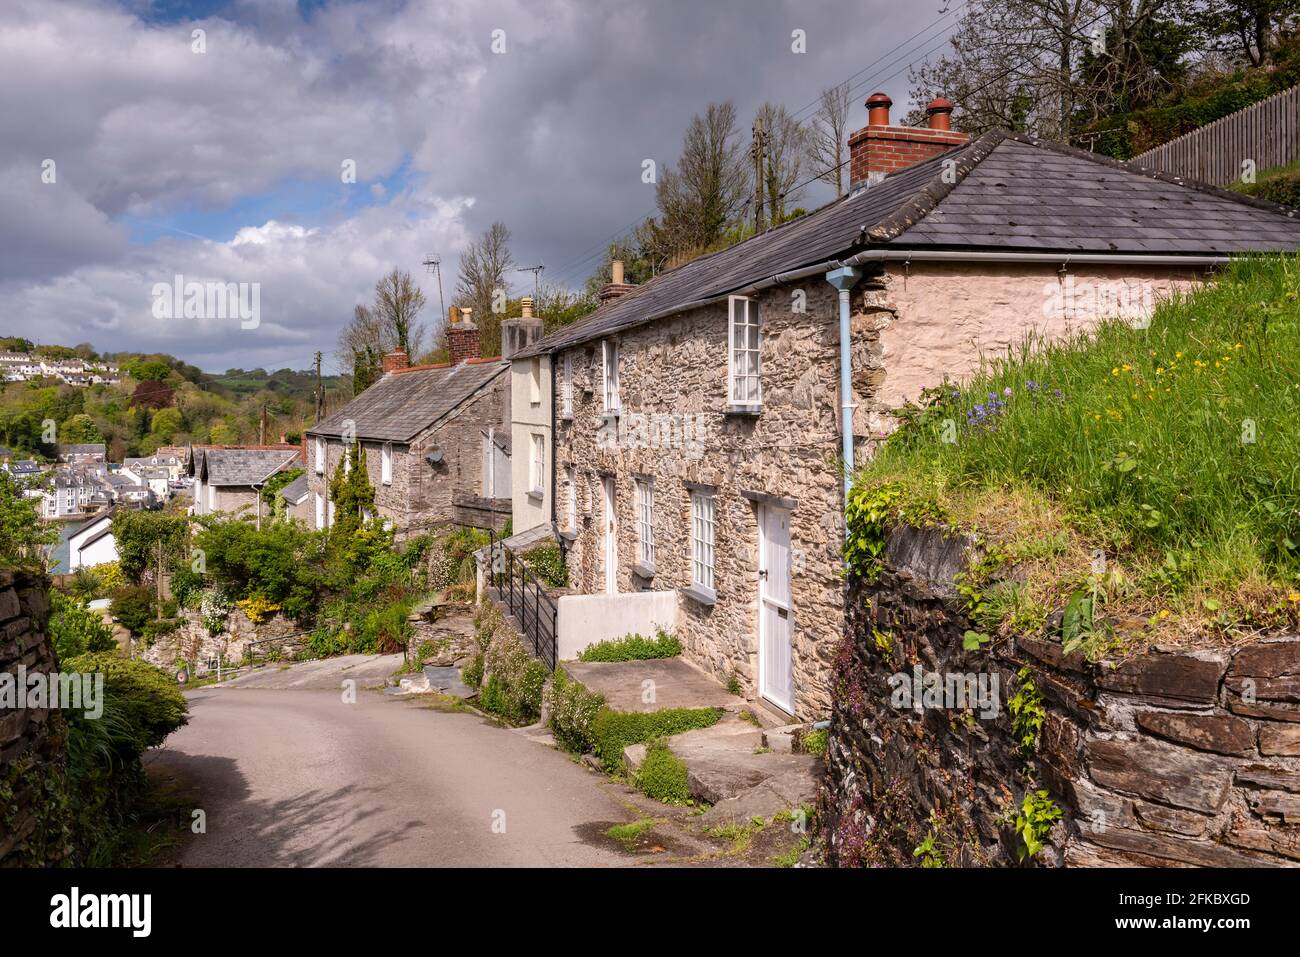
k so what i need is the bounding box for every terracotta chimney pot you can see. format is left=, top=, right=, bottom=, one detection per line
left=866, top=92, right=892, bottom=127
left=926, top=97, right=955, bottom=131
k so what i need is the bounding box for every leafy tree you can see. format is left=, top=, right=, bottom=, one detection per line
left=125, top=359, right=173, bottom=382
left=655, top=101, right=749, bottom=255
left=1196, top=0, right=1300, bottom=66
left=351, top=344, right=382, bottom=395
left=129, top=379, right=174, bottom=410
left=149, top=406, right=184, bottom=441
left=61, top=413, right=103, bottom=444
left=0, top=468, right=56, bottom=568
left=109, top=584, right=155, bottom=637
left=111, top=511, right=188, bottom=594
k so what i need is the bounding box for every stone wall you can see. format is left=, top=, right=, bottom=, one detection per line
left=821, top=526, right=1300, bottom=867
left=0, top=569, right=71, bottom=866
left=553, top=281, right=852, bottom=718
left=139, top=606, right=302, bottom=675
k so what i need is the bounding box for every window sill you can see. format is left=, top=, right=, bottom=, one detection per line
left=527, top=489, right=544, bottom=502
left=682, top=583, right=717, bottom=607
left=725, top=403, right=762, bottom=417
left=632, top=562, right=655, bottom=580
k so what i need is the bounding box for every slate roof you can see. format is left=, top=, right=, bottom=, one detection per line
left=199, top=448, right=301, bottom=487
left=307, top=360, right=508, bottom=443
left=519, top=130, right=1300, bottom=358
left=278, top=472, right=309, bottom=504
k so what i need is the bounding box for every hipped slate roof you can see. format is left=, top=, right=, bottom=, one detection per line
left=199, top=448, right=300, bottom=487
left=308, top=360, right=507, bottom=443
left=520, top=130, right=1300, bottom=358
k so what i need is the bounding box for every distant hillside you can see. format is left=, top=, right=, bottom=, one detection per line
left=0, top=338, right=348, bottom=461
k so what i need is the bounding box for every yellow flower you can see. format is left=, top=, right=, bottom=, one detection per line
left=1157, top=609, right=1170, bottom=619
left=1175, top=351, right=1183, bottom=358
left=1111, top=367, right=1120, bottom=376
left=1289, top=592, right=1300, bottom=603
left=1122, top=363, right=1133, bottom=372
left=1156, top=367, right=1165, bottom=375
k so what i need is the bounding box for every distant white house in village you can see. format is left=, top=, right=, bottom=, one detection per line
left=0, top=353, right=119, bottom=385
left=65, top=511, right=117, bottom=571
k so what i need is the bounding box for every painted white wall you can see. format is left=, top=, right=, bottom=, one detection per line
left=510, top=354, right=552, bottom=533
left=555, top=590, right=678, bottom=661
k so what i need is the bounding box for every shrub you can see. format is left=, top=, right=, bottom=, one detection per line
left=522, top=543, right=568, bottom=588
left=591, top=706, right=723, bottom=772
left=576, top=627, right=681, bottom=662
left=636, top=742, right=690, bottom=803
left=801, top=728, right=828, bottom=756
left=546, top=668, right=606, bottom=753
left=64, top=652, right=188, bottom=750
left=479, top=630, right=548, bottom=725
left=462, top=651, right=485, bottom=689
left=109, top=585, right=155, bottom=637
left=49, top=591, right=117, bottom=661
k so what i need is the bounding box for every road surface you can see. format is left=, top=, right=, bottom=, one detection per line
left=144, top=655, right=639, bottom=867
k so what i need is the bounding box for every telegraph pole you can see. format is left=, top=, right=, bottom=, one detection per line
left=753, top=115, right=765, bottom=234
left=313, top=351, right=322, bottom=423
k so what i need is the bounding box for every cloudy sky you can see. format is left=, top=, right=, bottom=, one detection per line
left=1, top=0, right=957, bottom=373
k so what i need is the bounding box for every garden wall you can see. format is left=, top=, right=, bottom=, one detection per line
left=140, top=606, right=302, bottom=676
left=0, top=569, right=70, bottom=865
left=821, top=526, right=1300, bottom=867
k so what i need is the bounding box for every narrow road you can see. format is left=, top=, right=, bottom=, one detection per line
left=144, top=655, right=638, bottom=867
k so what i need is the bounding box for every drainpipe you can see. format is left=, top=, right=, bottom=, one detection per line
left=825, top=266, right=861, bottom=508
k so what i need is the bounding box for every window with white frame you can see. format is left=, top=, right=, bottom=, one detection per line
left=602, top=340, right=620, bottom=413
left=381, top=443, right=392, bottom=485
left=636, top=479, right=655, bottom=568
left=315, top=437, right=325, bottom=474
left=728, top=295, right=761, bottom=405
left=530, top=357, right=542, bottom=404
left=530, top=433, right=545, bottom=494
left=691, top=490, right=715, bottom=591
left=314, top=492, right=324, bottom=529
left=562, top=353, right=573, bottom=418
left=327, top=499, right=336, bottom=527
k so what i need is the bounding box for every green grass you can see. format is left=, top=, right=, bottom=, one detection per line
left=1231, top=157, right=1300, bottom=209
left=605, top=817, right=665, bottom=850
left=576, top=627, right=682, bottom=662
left=855, top=256, right=1300, bottom=642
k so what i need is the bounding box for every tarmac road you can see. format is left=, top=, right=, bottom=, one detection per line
left=144, top=655, right=637, bottom=867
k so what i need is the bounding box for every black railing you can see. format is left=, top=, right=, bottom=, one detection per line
left=487, top=534, right=559, bottom=671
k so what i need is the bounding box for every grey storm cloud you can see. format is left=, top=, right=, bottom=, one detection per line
left=0, top=0, right=942, bottom=370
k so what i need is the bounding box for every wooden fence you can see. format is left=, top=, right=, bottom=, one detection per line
left=1129, top=85, right=1300, bottom=187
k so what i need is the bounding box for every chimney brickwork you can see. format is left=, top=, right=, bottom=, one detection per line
left=448, top=307, right=481, bottom=364
left=848, top=93, right=968, bottom=190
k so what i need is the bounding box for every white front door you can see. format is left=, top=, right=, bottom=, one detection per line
left=759, top=506, right=794, bottom=714
left=603, top=477, right=617, bottom=594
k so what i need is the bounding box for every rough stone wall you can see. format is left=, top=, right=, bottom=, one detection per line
left=140, top=606, right=301, bottom=675
left=554, top=281, right=852, bottom=718
left=0, top=569, right=71, bottom=866
left=821, top=526, right=1300, bottom=867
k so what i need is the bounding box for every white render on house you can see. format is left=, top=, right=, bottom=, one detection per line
left=66, top=513, right=117, bottom=570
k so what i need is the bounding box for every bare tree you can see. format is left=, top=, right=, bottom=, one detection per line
left=456, top=222, right=515, bottom=357
left=808, top=83, right=854, bottom=198
left=655, top=101, right=750, bottom=254
left=372, top=269, right=428, bottom=359
left=909, top=0, right=1100, bottom=140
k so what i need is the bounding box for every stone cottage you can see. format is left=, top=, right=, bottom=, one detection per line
left=513, top=92, right=1300, bottom=720
left=305, top=309, right=541, bottom=538
left=190, top=445, right=302, bottom=520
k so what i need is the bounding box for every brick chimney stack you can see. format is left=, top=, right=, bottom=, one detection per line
left=847, top=92, right=969, bottom=191
left=599, top=259, right=636, bottom=304
left=382, top=347, right=409, bottom=373
left=448, top=307, right=481, bottom=364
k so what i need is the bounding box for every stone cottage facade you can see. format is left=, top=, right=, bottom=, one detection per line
left=516, top=93, right=1300, bottom=720
left=306, top=311, right=540, bottom=538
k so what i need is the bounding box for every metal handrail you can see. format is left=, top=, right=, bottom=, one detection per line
left=487, top=534, right=558, bottom=670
